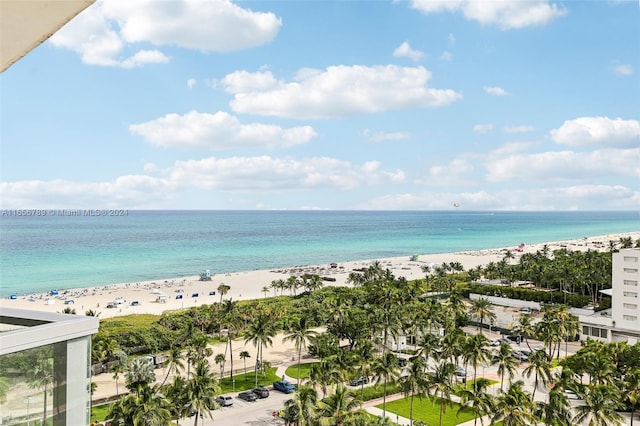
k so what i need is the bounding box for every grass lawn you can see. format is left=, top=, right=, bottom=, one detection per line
left=219, top=367, right=281, bottom=393
left=285, top=362, right=319, bottom=380
left=452, top=378, right=499, bottom=395
left=376, top=396, right=477, bottom=426
left=90, top=403, right=112, bottom=423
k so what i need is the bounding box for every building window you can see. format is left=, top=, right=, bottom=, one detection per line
left=623, top=303, right=638, bottom=310
left=600, top=328, right=608, bottom=338
left=624, top=280, right=639, bottom=286
left=583, top=325, right=589, bottom=335
left=623, top=315, right=638, bottom=321
left=624, top=268, right=639, bottom=273
left=623, top=256, right=638, bottom=262
left=623, top=291, right=638, bottom=298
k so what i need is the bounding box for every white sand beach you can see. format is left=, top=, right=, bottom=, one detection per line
left=2, top=232, right=638, bottom=319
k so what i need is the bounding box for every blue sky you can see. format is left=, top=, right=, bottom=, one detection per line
left=1, top=0, right=638, bottom=210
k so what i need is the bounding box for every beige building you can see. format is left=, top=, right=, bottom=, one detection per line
left=579, top=248, right=640, bottom=344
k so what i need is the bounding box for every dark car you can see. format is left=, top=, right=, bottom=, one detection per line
left=238, top=391, right=258, bottom=402
left=349, top=376, right=369, bottom=386
left=252, top=386, right=270, bottom=398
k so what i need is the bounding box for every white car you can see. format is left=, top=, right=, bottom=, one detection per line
left=216, top=395, right=233, bottom=407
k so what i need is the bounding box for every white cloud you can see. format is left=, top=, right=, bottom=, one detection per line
left=410, top=0, right=566, bottom=30
left=169, top=156, right=405, bottom=190
left=223, top=65, right=462, bottom=119
left=129, top=111, right=317, bottom=150
left=49, top=0, right=281, bottom=67
left=484, top=85, right=508, bottom=96
left=503, top=125, right=534, bottom=134
left=485, top=148, right=640, bottom=183
left=393, top=41, right=425, bottom=62
left=0, top=176, right=176, bottom=209
left=474, top=123, right=494, bottom=134
left=550, top=117, right=640, bottom=148
left=448, top=33, right=456, bottom=46
left=613, top=63, right=635, bottom=76
left=362, top=129, right=411, bottom=142
left=187, top=78, right=197, bottom=89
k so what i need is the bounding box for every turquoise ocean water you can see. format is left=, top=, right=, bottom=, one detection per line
left=0, top=210, right=638, bottom=297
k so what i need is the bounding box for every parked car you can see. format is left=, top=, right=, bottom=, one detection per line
left=238, top=391, right=257, bottom=402
left=130, top=300, right=140, bottom=306
left=511, top=351, right=529, bottom=362
left=349, top=376, right=369, bottom=386
left=490, top=337, right=511, bottom=346
left=273, top=380, right=296, bottom=394
left=252, top=386, right=270, bottom=398
left=215, top=395, right=233, bottom=407
left=455, top=366, right=466, bottom=377
left=520, top=307, right=532, bottom=315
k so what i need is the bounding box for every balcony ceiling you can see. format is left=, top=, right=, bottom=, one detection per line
left=1, top=0, right=95, bottom=72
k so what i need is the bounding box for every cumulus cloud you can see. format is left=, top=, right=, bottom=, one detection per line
left=362, top=129, right=411, bottom=142
left=485, top=148, right=640, bottom=183
left=550, top=117, right=640, bottom=148
left=49, top=0, right=281, bottom=67
left=393, top=41, right=425, bottom=62
left=169, top=156, right=405, bottom=190
left=221, top=65, right=462, bottom=119
left=409, top=0, right=566, bottom=30
left=474, top=123, right=494, bottom=134
left=129, top=111, right=317, bottom=150
left=439, top=50, right=453, bottom=62
left=187, top=78, right=197, bottom=89
left=484, top=85, right=508, bottom=96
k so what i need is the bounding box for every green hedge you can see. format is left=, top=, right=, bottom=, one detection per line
left=460, top=284, right=591, bottom=308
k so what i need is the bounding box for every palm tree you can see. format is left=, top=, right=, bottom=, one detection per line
left=470, top=297, right=495, bottom=335
left=512, top=314, right=536, bottom=351
left=185, top=360, right=220, bottom=426
left=400, top=357, right=428, bottom=426
left=522, top=349, right=552, bottom=400
left=573, top=383, right=624, bottom=426
left=244, top=312, right=276, bottom=387
left=283, top=316, right=318, bottom=386
left=261, top=286, right=270, bottom=298
left=108, top=383, right=172, bottom=426
left=490, top=380, right=536, bottom=426
left=283, top=384, right=318, bottom=425
left=28, top=357, right=54, bottom=426
left=161, top=345, right=184, bottom=387
left=214, top=353, right=226, bottom=376
left=217, top=283, right=230, bottom=303
left=239, top=350, right=250, bottom=380
left=457, top=377, right=493, bottom=426
left=464, top=334, right=490, bottom=388
left=624, top=369, right=640, bottom=426
left=316, top=383, right=362, bottom=425
left=427, top=361, right=457, bottom=426
left=308, top=361, right=340, bottom=399
left=125, top=358, right=157, bottom=392
left=535, top=389, right=572, bottom=426
left=371, top=351, right=400, bottom=418
left=220, top=299, right=240, bottom=383
left=492, top=342, right=517, bottom=392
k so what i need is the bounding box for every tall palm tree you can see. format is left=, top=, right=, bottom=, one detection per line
left=512, top=314, right=536, bottom=351
left=624, top=369, right=640, bottom=426
left=283, top=384, right=318, bottom=426
left=308, top=360, right=341, bottom=399
left=239, top=350, right=250, bottom=380
left=535, top=389, right=572, bottom=426
left=28, top=357, right=54, bottom=426
left=161, top=345, right=184, bottom=387
left=492, top=342, right=517, bottom=392
left=457, top=377, right=493, bottom=426
left=316, top=383, right=362, bottom=425
left=573, top=383, right=624, bottom=426
left=371, top=352, right=400, bottom=418
left=221, top=299, right=240, bottom=383
left=244, top=312, right=276, bottom=387
left=185, top=360, right=220, bottom=426
left=490, top=380, right=536, bottom=426
left=470, top=298, right=495, bottom=335
left=400, top=357, right=428, bottom=426
left=427, top=361, right=456, bottom=426
left=217, top=283, right=230, bottom=303
left=522, top=349, right=552, bottom=400
left=283, top=316, right=318, bottom=386
left=464, top=334, right=490, bottom=388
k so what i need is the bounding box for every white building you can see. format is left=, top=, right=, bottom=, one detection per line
left=579, top=248, right=640, bottom=344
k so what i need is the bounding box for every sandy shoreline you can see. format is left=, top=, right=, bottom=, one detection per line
left=2, top=232, right=638, bottom=319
